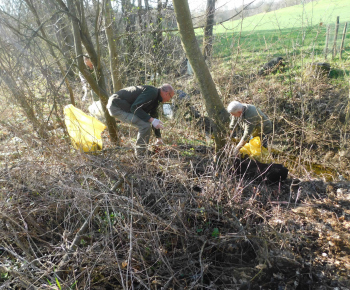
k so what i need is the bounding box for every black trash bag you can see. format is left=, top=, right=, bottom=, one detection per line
left=234, top=157, right=288, bottom=183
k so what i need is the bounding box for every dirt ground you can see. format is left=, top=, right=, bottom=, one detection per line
left=1, top=76, right=350, bottom=289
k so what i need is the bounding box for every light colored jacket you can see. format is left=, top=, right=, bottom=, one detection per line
left=229, top=104, right=272, bottom=142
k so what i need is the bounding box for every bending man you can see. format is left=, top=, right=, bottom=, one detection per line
left=107, top=84, right=174, bottom=157
left=227, top=101, right=272, bottom=155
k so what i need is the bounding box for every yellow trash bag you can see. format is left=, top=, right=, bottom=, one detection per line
left=64, top=104, right=107, bottom=152
left=240, top=136, right=268, bottom=159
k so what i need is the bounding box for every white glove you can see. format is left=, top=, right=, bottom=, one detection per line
left=154, top=138, right=165, bottom=145
left=151, top=119, right=164, bottom=129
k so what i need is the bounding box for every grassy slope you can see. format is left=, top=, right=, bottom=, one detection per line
left=194, top=0, right=350, bottom=63
left=211, top=0, right=350, bottom=34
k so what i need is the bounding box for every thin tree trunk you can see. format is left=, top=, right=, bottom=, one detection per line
left=122, top=0, right=136, bottom=65
left=173, top=0, right=230, bottom=151
left=203, top=0, right=215, bottom=61
left=46, top=0, right=75, bottom=79
left=66, top=0, right=118, bottom=143
left=144, top=0, right=150, bottom=30
left=138, top=0, right=143, bottom=28
left=105, top=0, right=122, bottom=92
left=151, top=0, right=163, bottom=81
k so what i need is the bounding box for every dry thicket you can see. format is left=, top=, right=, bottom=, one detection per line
left=0, top=0, right=349, bottom=288
left=1, top=68, right=350, bottom=289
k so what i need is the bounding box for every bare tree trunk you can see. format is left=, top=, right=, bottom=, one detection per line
left=46, top=0, right=75, bottom=79
left=24, top=0, right=76, bottom=106
left=144, top=0, right=150, bottom=30
left=138, top=0, right=143, bottom=28
left=105, top=0, right=122, bottom=92
left=151, top=0, right=164, bottom=82
left=203, top=0, right=215, bottom=61
left=122, top=0, right=136, bottom=65
left=173, top=0, right=230, bottom=151
left=65, top=0, right=118, bottom=143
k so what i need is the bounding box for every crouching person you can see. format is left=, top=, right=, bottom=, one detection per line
left=227, top=101, right=272, bottom=155
left=107, top=84, right=174, bottom=158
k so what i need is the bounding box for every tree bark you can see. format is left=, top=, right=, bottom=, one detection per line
left=203, top=0, right=215, bottom=61
left=46, top=0, right=76, bottom=79
left=172, top=0, right=230, bottom=151
left=138, top=0, right=143, bottom=28
left=122, top=0, right=136, bottom=65
left=65, top=0, right=118, bottom=143
left=144, top=0, right=150, bottom=30
left=105, top=0, right=122, bottom=92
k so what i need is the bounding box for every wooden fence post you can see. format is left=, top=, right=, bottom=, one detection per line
left=332, top=16, right=340, bottom=59
left=340, top=22, right=348, bottom=60
left=325, top=25, right=330, bottom=59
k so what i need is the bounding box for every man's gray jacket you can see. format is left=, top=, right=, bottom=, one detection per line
left=229, top=104, right=272, bottom=142
left=107, top=85, right=162, bottom=138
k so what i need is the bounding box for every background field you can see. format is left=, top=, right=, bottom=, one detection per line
left=194, top=0, right=350, bottom=64
left=212, top=0, right=350, bottom=33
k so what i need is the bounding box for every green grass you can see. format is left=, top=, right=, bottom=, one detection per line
left=195, top=0, right=350, bottom=65
left=213, top=25, right=331, bottom=59
left=197, top=0, right=350, bottom=34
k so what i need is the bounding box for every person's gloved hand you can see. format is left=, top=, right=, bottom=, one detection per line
left=151, top=119, right=164, bottom=129
left=154, top=138, right=164, bottom=145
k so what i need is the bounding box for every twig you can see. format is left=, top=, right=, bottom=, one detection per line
left=55, top=204, right=101, bottom=280
left=110, top=177, right=125, bottom=192
left=126, top=179, right=134, bottom=288
left=199, top=240, right=207, bottom=288
left=161, top=269, right=183, bottom=290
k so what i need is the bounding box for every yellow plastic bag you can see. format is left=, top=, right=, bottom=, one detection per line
left=240, top=136, right=268, bottom=159
left=64, top=104, right=107, bottom=152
